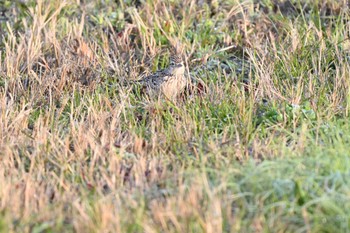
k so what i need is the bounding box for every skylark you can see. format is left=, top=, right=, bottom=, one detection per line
left=137, top=54, right=187, bottom=100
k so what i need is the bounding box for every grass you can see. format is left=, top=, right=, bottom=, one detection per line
left=1, top=0, right=350, bottom=232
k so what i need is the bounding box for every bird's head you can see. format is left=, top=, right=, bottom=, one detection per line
left=169, top=54, right=185, bottom=75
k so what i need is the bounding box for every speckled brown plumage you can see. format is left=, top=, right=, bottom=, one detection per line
left=138, top=55, right=187, bottom=100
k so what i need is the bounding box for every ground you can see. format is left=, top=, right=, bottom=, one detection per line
left=0, top=0, right=350, bottom=232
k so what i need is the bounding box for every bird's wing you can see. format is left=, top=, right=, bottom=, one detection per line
left=143, top=69, right=173, bottom=83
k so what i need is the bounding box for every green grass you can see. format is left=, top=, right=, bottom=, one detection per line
left=1, top=0, right=350, bottom=232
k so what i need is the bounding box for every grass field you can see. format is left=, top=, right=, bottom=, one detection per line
left=1, top=0, right=350, bottom=232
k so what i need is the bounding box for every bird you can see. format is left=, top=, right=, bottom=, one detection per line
left=137, top=54, right=187, bottom=100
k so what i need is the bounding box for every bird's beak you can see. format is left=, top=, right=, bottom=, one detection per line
left=176, top=63, right=184, bottom=68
